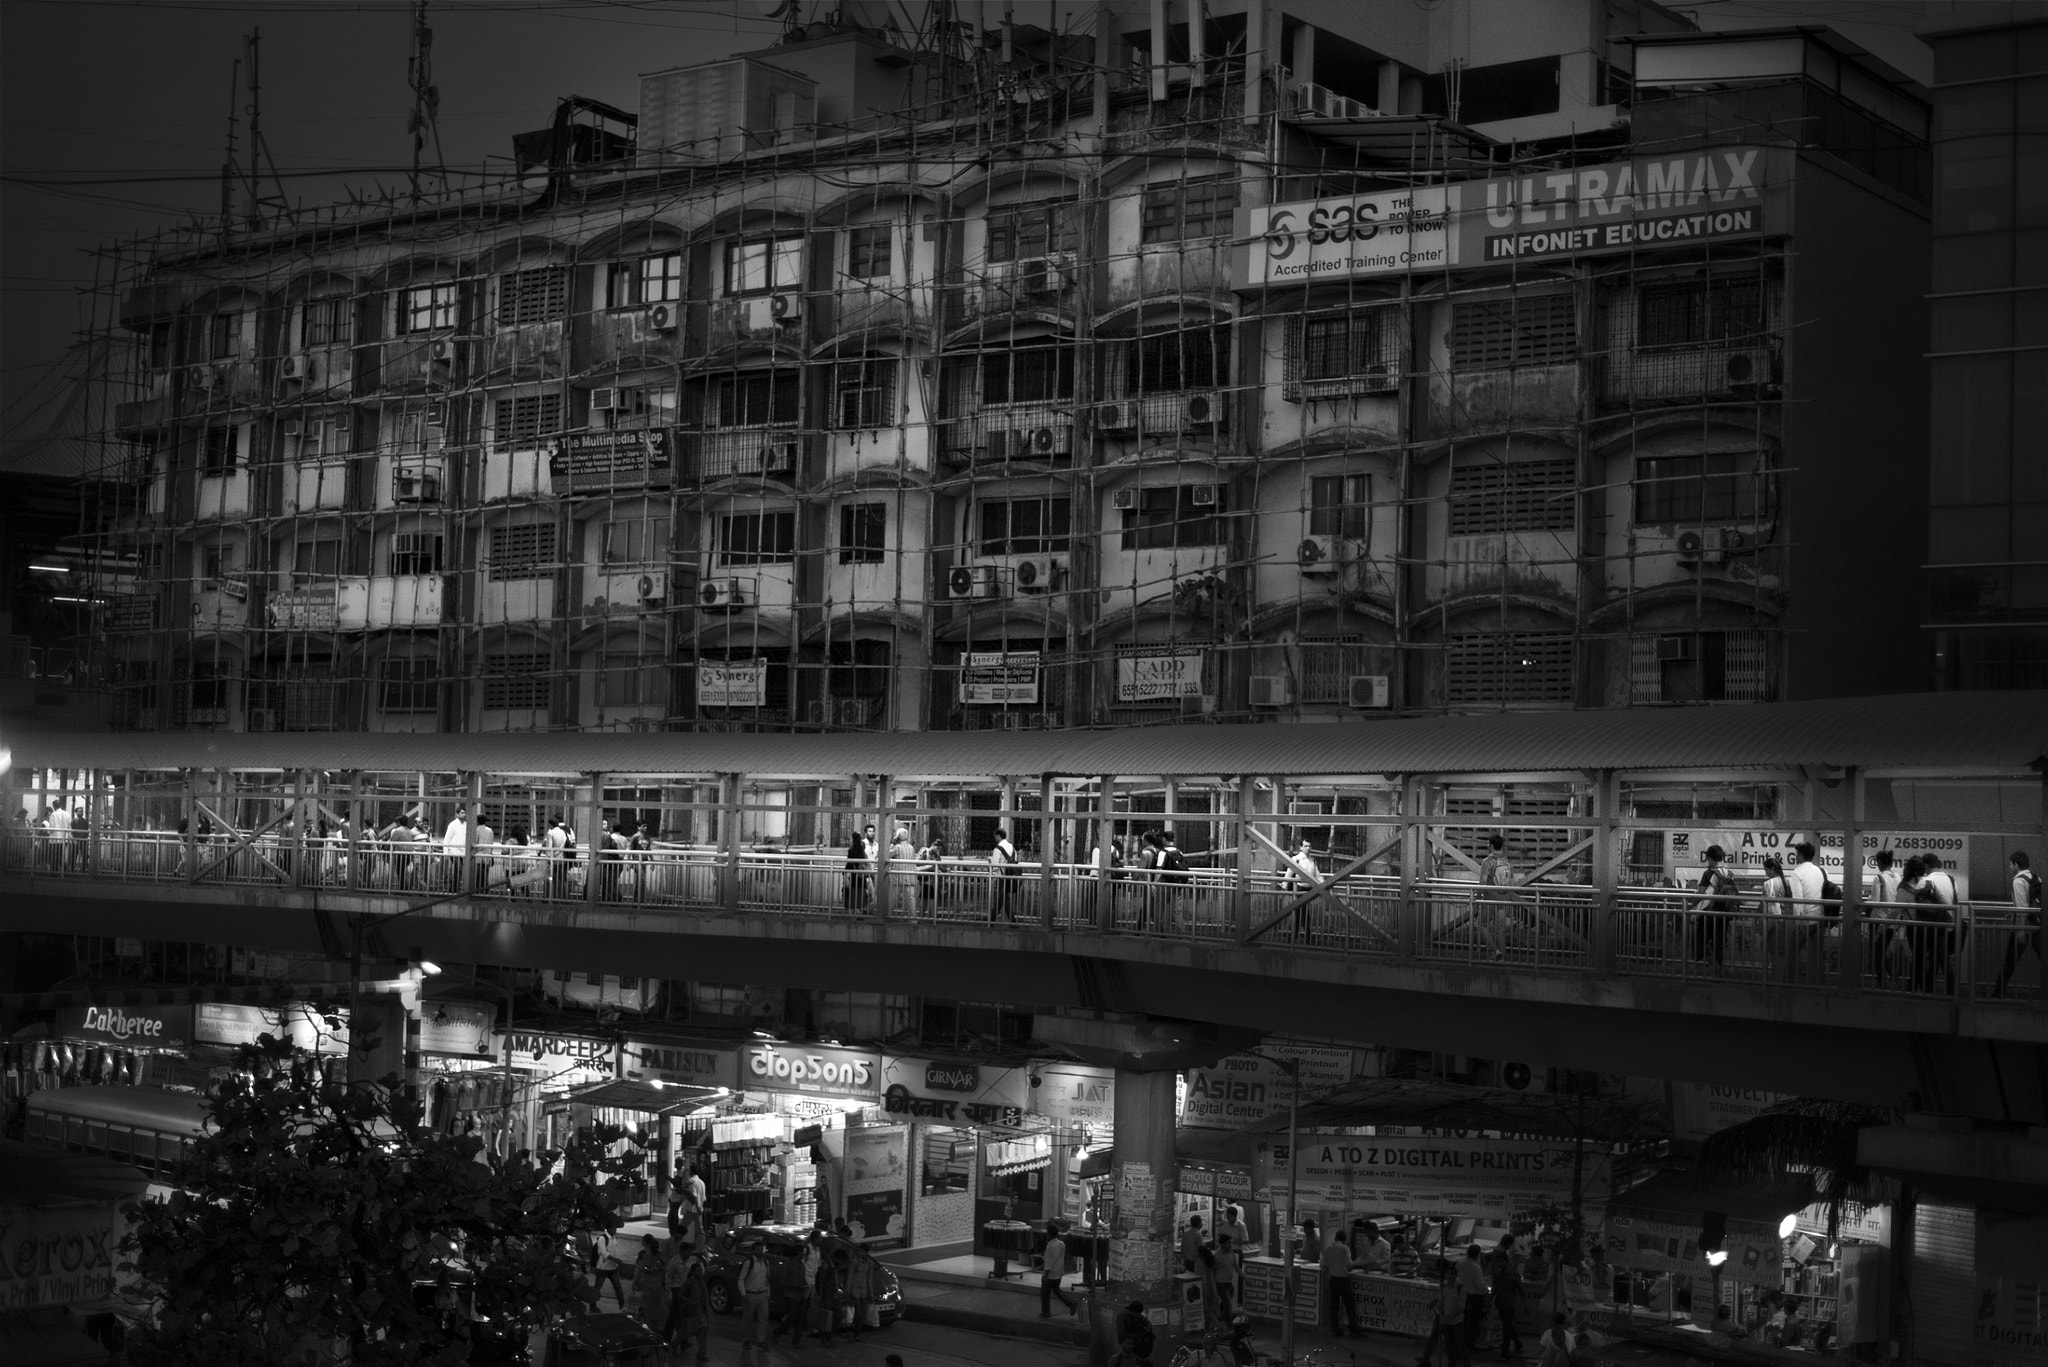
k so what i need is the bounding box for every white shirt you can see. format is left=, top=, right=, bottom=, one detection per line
left=1870, top=868, right=1900, bottom=907
left=543, top=825, right=567, bottom=853
left=1786, top=860, right=1826, bottom=916
left=442, top=817, right=468, bottom=852
left=1287, top=850, right=1321, bottom=886
left=47, top=807, right=72, bottom=836
left=1924, top=869, right=1957, bottom=905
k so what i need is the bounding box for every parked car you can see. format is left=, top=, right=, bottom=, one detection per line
left=701, top=1224, right=904, bottom=1329
left=537, top=1309, right=664, bottom=1366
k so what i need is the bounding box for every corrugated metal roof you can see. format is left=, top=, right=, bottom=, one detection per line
left=4, top=691, right=2043, bottom=779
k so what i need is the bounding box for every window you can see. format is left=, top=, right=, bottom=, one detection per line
left=827, top=639, right=891, bottom=699
left=389, top=533, right=443, bottom=576
left=208, top=312, right=242, bottom=360
left=400, top=282, right=459, bottom=334
left=1446, top=632, right=1575, bottom=706
left=292, top=538, right=341, bottom=582
left=601, top=385, right=677, bottom=432
left=921, top=1128, right=973, bottom=1195
left=976, top=497, right=1071, bottom=555
left=294, top=416, right=350, bottom=458
left=1632, top=629, right=1770, bottom=704
left=1140, top=175, right=1240, bottom=244
left=596, top=652, right=651, bottom=707
left=201, top=427, right=237, bottom=474
left=1448, top=457, right=1577, bottom=535
left=1299, top=638, right=1378, bottom=704
left=834, top=359, right=896, bottom=429
left=491, top=394, right=565, bottom=447
left=846, top=224, right=892, bottom=280
left=1449, top=293, right=1576, bottom=369
left=712, top=372, right=799, bottom=427
left=201, top=543, right=237, bottom=583
left=301, top=297, right=351, bottom=348
left=1309, top=474, right=1373, bottom=539
left=1120, top=485, right=1225, bottom=550
left=1636, top=278, right=1766, bottom=349
left=1634, top=452, right=1772, bottom=525
left=146, top=321, right=173, bottom=371
left=498, top=266, right=568, bottom=328
left=988, top=202, right=1078, bottom=262
left=379, top=657, right=438, bottom=713
left=601, top=514, right=670, bottom=566
left=185, top=662, right=231, bottom=714
left=391, top=407, right=444, bottom=452
left=723, top=235, right=804, bottom=295
left=982, top=338, right=1073, bottom=405
left=481, top=652, right=550, bottom=710
left=1302, top=311, right=1388, bottom=382
left=1130, top=324, right=1228, bottom=393
left=605, top=253, right=684, bottom=309
left=486, top=522, right=558, bottom=580
left=716, top=510, right=796, bottom=566
left=839, top=503, right=885, bottom=563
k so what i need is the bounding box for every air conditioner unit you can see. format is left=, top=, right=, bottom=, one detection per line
left=1346, top=674, right=1391, bottom=709
left=1188, top=483, right=1218, bottom=507
left=393, top=466, right=444, bottom=504
left=805, top=700, right=829, bottom=725
left=945, top=565, right=1001, bottom=600
left=1012, top=556, right=1064, bottom=593
left=698, top=578, right=747, bottom=610
left=187, top=364, right=217, bottom=390
left=770, top=292, right=803, bottom=323
left=1249, top=676, right=1292, bottom=708
left=591, top=387, right=621, bottom=412
left=1655, top=634, right=1696, bottom=663
left=1721, top=349, right=1763, bottom=388
left=280, top=354, right=310, bottom=381
left=1674, top=528, right=1727, bottom=566
left=1096, top=401, right=1139, bottom=434
left=1111, top=487, right=1140, bottom=511
left=760, top=440, right=799, bottom=477
left=1494, top=1060, right=1549, bottom=1094
left=1183, top=393, right=1225, bottom=428
left=645, top=303, right=677, bottom=333
left=425, top=401, right=448, bottom=428
left=990, top=424, right=1068, bottom=461
left=246, top=708, right=279, bottom=733
left=1297, top=534, right=1341, bottom=575
left=635, top=571, right=668, bottom=605
left=1294, top=82, right=1338, bottom=117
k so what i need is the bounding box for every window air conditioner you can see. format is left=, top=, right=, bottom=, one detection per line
left=1111, top=487, right=1139, bottom=511
left=636, top=571, right=668, bottom=606
left=591, top=387, right=621, bottom=412
left=428, top=338, right=455, bottom=361
left=760, top=441, right=799, bottom=477
left=805, top=700, right=829, bottom=725
left=393, top=467, right=444, bottom=504
left=1183, top=393, right=1224, bottom=428
left=645, top=303, right=677, bottom=333
left=1656, top=634, right=1696, bottom=663
left=1096, top=401, right=1139, bottom=434
left=1297, top=535, right=1341, bottom=575
left=246, top=708, right=279, bottom=733
left=1189, top=483, right=1218, bottom=507
left=699, top=578, right=747, bottom=610
left=1346, top=675, right=1391, bottom=709
left=1493, top=1061, right=1548, bottom=1094
left=1015, top=256, right=1067, bottom=296
left=769, top=292, right=803, bottom=323
left=1249, top=676, right=1292, bottom=708
left=1675, top=529, right=1727, bottom=566
left=946, top=565, right=1001, bottom=600
left=187, top=364, right=217, bottom=390
left=1012, top=556, right=1064, bottom=593
left=425, top=401, right=448, bottom=428
left=280, top=354, right=311, bottom=381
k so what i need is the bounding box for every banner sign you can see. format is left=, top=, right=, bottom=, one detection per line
left=1291, top=1136, right=1608, bottom=1220
left=1605, top=1213, right=1780, bottom=1289
left=1117, top=650, right=1205, bottom=704
left=195, top=1001, right=348, bottom=1056
left=57, top=1003, right=192, bottom=1051
left=842, top=1125, right=908, bottom=1243
left=1241, top=147, right=1789, bottom=286
left=1670, top=1084, right=1785, bottom=1142
left=960, top=652, right=1040, bottom=705
left=419, top=1002, right=497, bottom=1059
left=697, top=660, right=767, bottom=708
left=0, top=1205, right=125, bottom=1310
left=1181, top=1046, right=1357, bottom=1129
left=878, top=1054, right=1029, bottom=1125
left=1031, top=1064, right=1115, bottom=1125
left=504, top=1030, right=616, bottom=1082
left=744, top=1041, right=880, bottom=1098
left=1665, top=828, right=1971, bottom=897
left=549, top=428, right=675, bottom=493
left=265, top=586, right=338, bottom=631
left=622, top=1040, right=739, bottom=1090
left=1340, top=1273, right=1440, bottom=1336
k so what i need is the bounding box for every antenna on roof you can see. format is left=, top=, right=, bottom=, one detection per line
left=242, top=28, right=296, bottom=229
left=407, top=0, right=446, bottom=205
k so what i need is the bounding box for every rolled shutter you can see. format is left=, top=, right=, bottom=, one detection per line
left=1910, top=1200, right=1974, bottom=1366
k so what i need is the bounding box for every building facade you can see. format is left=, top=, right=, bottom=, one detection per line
left=72, top=1, right=1931, bottom=737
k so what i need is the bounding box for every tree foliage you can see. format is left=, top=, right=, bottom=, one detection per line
left=121, top=1034, right=642, bottom=1367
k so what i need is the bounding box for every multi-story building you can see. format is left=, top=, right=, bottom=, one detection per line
left=71, top=0, right=1931, bottom=737
left=1923, top=12, right=2047, bottom=690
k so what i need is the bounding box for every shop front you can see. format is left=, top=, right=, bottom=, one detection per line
left=1004, top=1062, right=1118, bottom=1272
left=617, top=1034, right=741, bottom=1213
left=35, top=1002, right=196, bottom=1096
left=738, top=1040, right=883, bottom=1235
left=873, top=1053, right=1035, bottom=1255
left=521, top=1028, right=621, bottom=1156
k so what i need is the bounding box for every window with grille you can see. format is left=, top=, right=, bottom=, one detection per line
left=834, top=359, right=896, bottom=429
left=391, top=407, right=444, bottom=452
left=596, top=652, right=652, bottom=707
left=987, top=201, right=1078, bottom=262
left=208, top=312, right=242, bottom=360
left=839, top=503, right=885, bottom=564
left=202, top=427, right=237, bottom=474
left=400, top=282, right=458, bottom=334
left=481, top=653, right=550, bottom=710
left=716, top=511, right=796, bottom=566
left=601, top=384, right=676, bottom=432
left=1120, top=485, right=1225, bottom=550
left=1130, top=325, right=1228, bottom=393
left=184, top=662, right=231, bottom=713
left=1449, top=292, right=1576, bottom=369
left=1309, top=475, right=1373, bottom=539
left=491, top=394, right=565, bottom=447
left=1636, top=278, right=1765, bottom=349
left=723, top=235, right=804, bottom=295
left=1630, top=630, right=1770, bottom=704
left=1634, top=452, right=1772, bottom=524
left=1301, top=310, right=1390, bottom=383
left=982, top=339, right=1072, bottom=405
left=301, top=297, right=351, bottom=347
left=846, top=224, right=892, bottom=280
left=1448, top=457, right=1577, bottom=535
left=295, top=416, right=350, bottom=458
left=827, top=639, right=892, bottom=699
left=201, top=544, right=237, bottom=582
left=498, top=267, right=568, bottom=328
left=712, top=372, right=799, bottom=427
left=1299, top=638, right=1375, bottom=704
left=486, top=523, right=558, bottom=580
left=605, top=253, right=684, bottom=309
left=601, top=515, right=669, bottom=566
left=1446, top=632, right=1575, bottom=706
left=389, top=533, right=443, bottom=576
left=977, top=497, right=1071, bottom=555
left=1140, top=175, right=1241, bottom=244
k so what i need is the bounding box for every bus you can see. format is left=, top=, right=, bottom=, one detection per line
left=23, top=1085, right=211, bottom=1198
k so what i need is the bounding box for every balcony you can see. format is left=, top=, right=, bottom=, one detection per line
left=580, top=567, right=674, bottom=622
left=368, top=336, right=460, bottom=394
left=707, top=295, right=805, bottom=352
left=956, top=256, right=1080, bottom=326
left=1424, top=531, right=1580, bottom=606
left=115, top=371, right=176, bottom=430
left=287, top=460, right=351, bottom=515
left=177, top=360, right=262, bottom=417
left=818, top=283, right=927, bottom=340
left=683, top=428, right=800, bottom=482
left=474, top=322, right=566, bottom=384
left=1595, top=345, right=1782, bottom=406
left=275, top=345, right=356, bottom=400
left=938, top=406, right=1075, bottom=465
left=194, top=470, right=253, bottom=521
left=1105, top=77, right=1259, bottom=154
left=1094, top=392, right=1231, bottom=446
left=587, top=305, right=691, bottom=370
left=336, top=575, right=447, bottom=630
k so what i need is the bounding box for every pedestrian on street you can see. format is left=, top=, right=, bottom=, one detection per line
left=738, top=1242, right=773, bottom=1355
left=845, top=824, right=873, bottom=912
left=1997, top=850, right=2042, bottom=996
left=1285, top=837, right=1322, bottom=940
left=628, top=1235, right=665, bottom=1320
left=1690, top=845, right=1736, bottom=974
left=1456, top=1244, right=1492, bottom=1357
left=1321, top=1231, right=1360, bottom=1338
left=916, top=826, right=947, bottom=916
left=810, top=1244, right=843, bottom=1346
left=774, top=1235, right=816, bottom=1344
left=990, top=823, right=1022, bottom=922
left=1040, top=1221, right=1080, bottom=1317
left=1417, top=1259, right=1472, bottom=1367
left=1490, top=1236, right=1526, bottom=1358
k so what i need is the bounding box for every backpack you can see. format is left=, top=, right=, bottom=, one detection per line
left=1162, top=847, right=1190, bottom=882
left=2022, top=869, right=2043, bottom=910
left=1820, top=871, right=1843, bottom=918
left=1912, top=881, right=1953, bottom=924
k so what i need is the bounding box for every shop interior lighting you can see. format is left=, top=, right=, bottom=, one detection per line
left=1699, top=1211, right=1728, bottom=1266
left=1779, top=1213, right=1799, bottom=1239
left=29, top=563, right=70, bottom=573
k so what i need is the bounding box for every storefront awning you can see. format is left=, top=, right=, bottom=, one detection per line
left=563, top=1078, right=724, bottom=1117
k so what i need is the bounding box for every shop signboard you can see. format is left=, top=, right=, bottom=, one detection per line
left=503, top=1030, right=616, bottom=1083
left=1605, top=1213, right=1779, bottom=1289
left=1291, top=1136, right=1606, bottom=1221
left=878, top=1054, right=1028, bottom=1126
left=195, top=1001, right=349, bottom=1055
left=0, top=1204, right=124, bottom=1310
left=1340, top=1274, right=1438, bottom=1336
left=1664, top=828, right=1971, bottom=897
left=743, top=1041, right=879, bottom=1098
left=1116, top=650, right=1204, bottom=704
left=697, top=660, right=767, bottom=708
left=265, top=585, right=338, bottom=631
left=1237, top=185, right=1453, bottom=286
left=1031, top=1063, right=1115, bottom=1125
left=1177, top=1165, right=1254, bottom=1201
left=1181, top=1045, right=1357, bottom=1129
left=1240, top=1258, right=1320, bottom=1326
left=418, top=1002, right=496, bottom=1058
left=622, top=1039, right=739, bottom=1090
left=1670, top=1083, right=1785, bottom=1142
left=57, top=1002, right=192, bottom=1051
left=960, top=652, right=1040, bottom=705
left=1794, top=1199, right=1888, bottom=1244
left=547, top=428, right=675, bottom=494
left=841, top=1125, right=907, bottom=1244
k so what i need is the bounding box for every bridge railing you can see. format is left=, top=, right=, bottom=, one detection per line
left=5, top=825, right=2040, bottom=1009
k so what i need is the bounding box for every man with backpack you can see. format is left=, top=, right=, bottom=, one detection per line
left=1785, top=842, right=1830, bottom=985
left=1996, top=850, right=2042, bottom=998
left=989, top=824, right=1021, bottom=923
left=1115, top=1299, right=1157, bottom=1364
left=1690, top=845, right=1736, bottom=975
left=1158, top=831, right=1192, bottom=932
left=1920, top=852, right=1963, bottom=993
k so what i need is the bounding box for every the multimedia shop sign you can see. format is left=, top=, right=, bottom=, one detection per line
left=878, top=1054, right=1029, bottom=1126
left=57, top=1003, right=192, bottom=1050
left=622, top=1039, right=740, bottom=1090
left=548, top=428, right=675, bottom=494
left=1292, top=1136, right=1609, bottom=1220
left=743, top=1041, right=880, bottom=1099
left=960, top=652, right=1040, bottom=705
